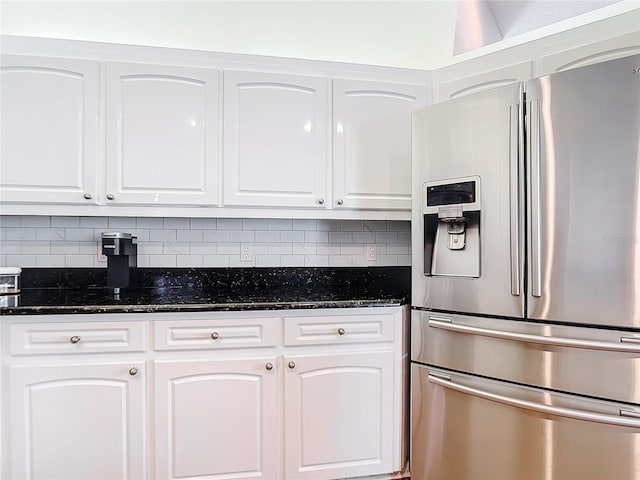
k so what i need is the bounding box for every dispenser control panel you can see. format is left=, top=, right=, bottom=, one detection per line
left=423, top=176, right=481, bottom=215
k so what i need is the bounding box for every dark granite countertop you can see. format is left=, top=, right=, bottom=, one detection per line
left=0, top=267, right=410, bottom=315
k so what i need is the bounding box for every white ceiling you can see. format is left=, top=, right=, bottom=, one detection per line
left=0, top=0, right=637, bottom=70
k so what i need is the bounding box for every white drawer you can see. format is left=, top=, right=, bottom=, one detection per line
left=154, top=317, right=279, bottom=351
left=10, top=321, right=146, bottom=355
left=283, top=313, right=394, bottom=346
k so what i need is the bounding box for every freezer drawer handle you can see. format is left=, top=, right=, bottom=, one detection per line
left=427, top=373, right=640, bottom=428
left=428, top=318, right=640, bottom=353
left=621, top=337, right=640, bottom=345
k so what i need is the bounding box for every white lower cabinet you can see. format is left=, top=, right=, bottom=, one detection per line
left=9, top=361, right=146, bottom=480
left=2, top=308, right=407, bottom=480
left=153, top=357, right=278, bottom=479
left=284, top=351, right=394, bottom=480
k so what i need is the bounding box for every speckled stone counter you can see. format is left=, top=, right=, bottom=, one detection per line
left=0, top=267, right=410, bottom=315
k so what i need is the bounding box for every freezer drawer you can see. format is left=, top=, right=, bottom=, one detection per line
left=411, top=364, right=640, bottom=480
left=411, top=309, right=640, bottom=404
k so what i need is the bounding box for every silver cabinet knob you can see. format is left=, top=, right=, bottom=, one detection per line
left=336, top=199, right=344, bottom=206
left=338, top=328, right=346, bottom=335
left=83, top=193, right=92, bottom=200
left=288, top=361, right=296, bottom=369
left=129, top=367, right=138, bottom=376
left=317, top=198, right=325, bottom=205
left=211, top=332, right=219, bottom=340
left=69, top=336, right=81, bottom=344
left=265, top=362, right=274, bottom=371
left=106, top=193, right=115, bottom=200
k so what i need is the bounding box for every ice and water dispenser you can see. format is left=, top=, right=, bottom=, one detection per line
left=422, top=176, right=481, bottom=278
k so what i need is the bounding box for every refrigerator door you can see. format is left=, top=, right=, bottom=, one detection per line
left=527, top=54, right=640, bottom=328
left=411, top=310, right=640, bottom=404
left=411, top=364, right=640, bottom=480
left=412, top=83, right=524, bottom=318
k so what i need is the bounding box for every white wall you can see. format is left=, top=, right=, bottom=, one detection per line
left=2, top=0, right=637, bottom=69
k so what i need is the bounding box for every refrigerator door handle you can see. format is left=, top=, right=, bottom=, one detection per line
left=427, top=373, right=640, bottom=428
left=528, top=99, right=543, bottom=297
left=428, top=317, right=640, bottom=353
left=509, top=103, right=521, bottom=296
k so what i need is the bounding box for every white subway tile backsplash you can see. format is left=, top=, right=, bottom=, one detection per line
left=164, top=218, right=190, bottom=229
left=136, top=217, right=164, bottom=229
left=216, top=218, right=242, bottom=230
left=190, top=243, right=217, bottom=254
left=6, top=228, right=36, bottom=241
left=21, top=216, right=51, bottom=227
left=65, top=229, right=96, bottom=241
left=108, top=217, right=137, bottom=228
left=5, top=254, right=37, bottom=267
left=305, top=231, right=328, bottom=243
left=36, top=228, right=65, bottom=241
left=21, top=241, right=51, bottom=254
left=177, top=229, right=204, bottom=242
left=243, top=218, right=268, bottom=230
left=293, top=219, right=316, bottom=230
left=255, top=231, right=280, bottom=243
left=80, top=216, right=108, bottom=228
left=149, top=229, right=176, bottom=242
left=281, top=231, right=304, bottom=242
left=164, top=243, right=190, bottom=255
left=51, top=216, right=80, bottom=228
left=0, top=216, right=411, bottom=268
left=64, top=255, right=95, bottom=267
left=190, top=218, right=217, bottom=229
left=267, top=219, right=292, bottom=230
left=149, top=255, right=177, bottom=267
left=328, top=232, right=352, bottom=243
left=340, top=220, right=364, bottom=232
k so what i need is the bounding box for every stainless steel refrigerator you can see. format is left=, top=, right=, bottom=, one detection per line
left=410, top=54, right=640, bottom=480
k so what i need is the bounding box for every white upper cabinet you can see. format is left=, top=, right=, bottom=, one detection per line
left=539, top=32, right=640, bottom=76
left=436, top=61, right=532, bottom=102
left=333, top=79, right=426, bottom=210
left=0, top=54, right=99, bottom=204
left=223, top=70, right=329, bottom=208
left=105, top=62, right=220, bottom=205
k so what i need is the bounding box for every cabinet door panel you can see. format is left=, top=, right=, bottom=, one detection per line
left=154, top=357, right=277, bottom=479
left=284, top=351, right=394, bottom=480
left=9, top=362, right=145, bottom=480
left=333, top=80, right=425, bottom=210
left=223, top=71, right=328, bottom=207
left=106, top=62, right=219, bottom=205
left=0, top=54, right=99, bottom=204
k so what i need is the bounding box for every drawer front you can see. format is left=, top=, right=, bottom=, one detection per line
left=284, top=314, right=394, bottom=346
left=10, top=321, right=146, bottom=355
left=154, top=318, right=279, bottom=350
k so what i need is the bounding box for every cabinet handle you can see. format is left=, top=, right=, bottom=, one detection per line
left=338, top=327, right=345, bottom=335
left=129, top=367, right=138, bottom=376
left=265, top=362, right=274, bottom=371
left=106, top=193, right=115, bottom=200
left=317, top=198, right=325, bottom=205
left=69, top=336, right=81, bottom=344
left=83, top=193, right=92, bottom=200
left=288, top=361, right=296, bottom=369
left=336, top=199, right=343, bottom=206
left=211, top=332, right=219, bottom=340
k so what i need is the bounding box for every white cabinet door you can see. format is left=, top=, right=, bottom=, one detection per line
left=333, top=80, right=426, bottom=210
left=436, top=61, right=532, bottom=102
left=154, top=357, right=278, bottom=479
left=106, top=62, right=220, bottom=205
left=9, top=361, right=145, bottom=480
left=0, top=54, right=99, bottom=204
left=223, top=71, right=328, bottom=208
left=539, top=32, right=640, bottom=76
left=284, top=351, right=395, bottom=480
